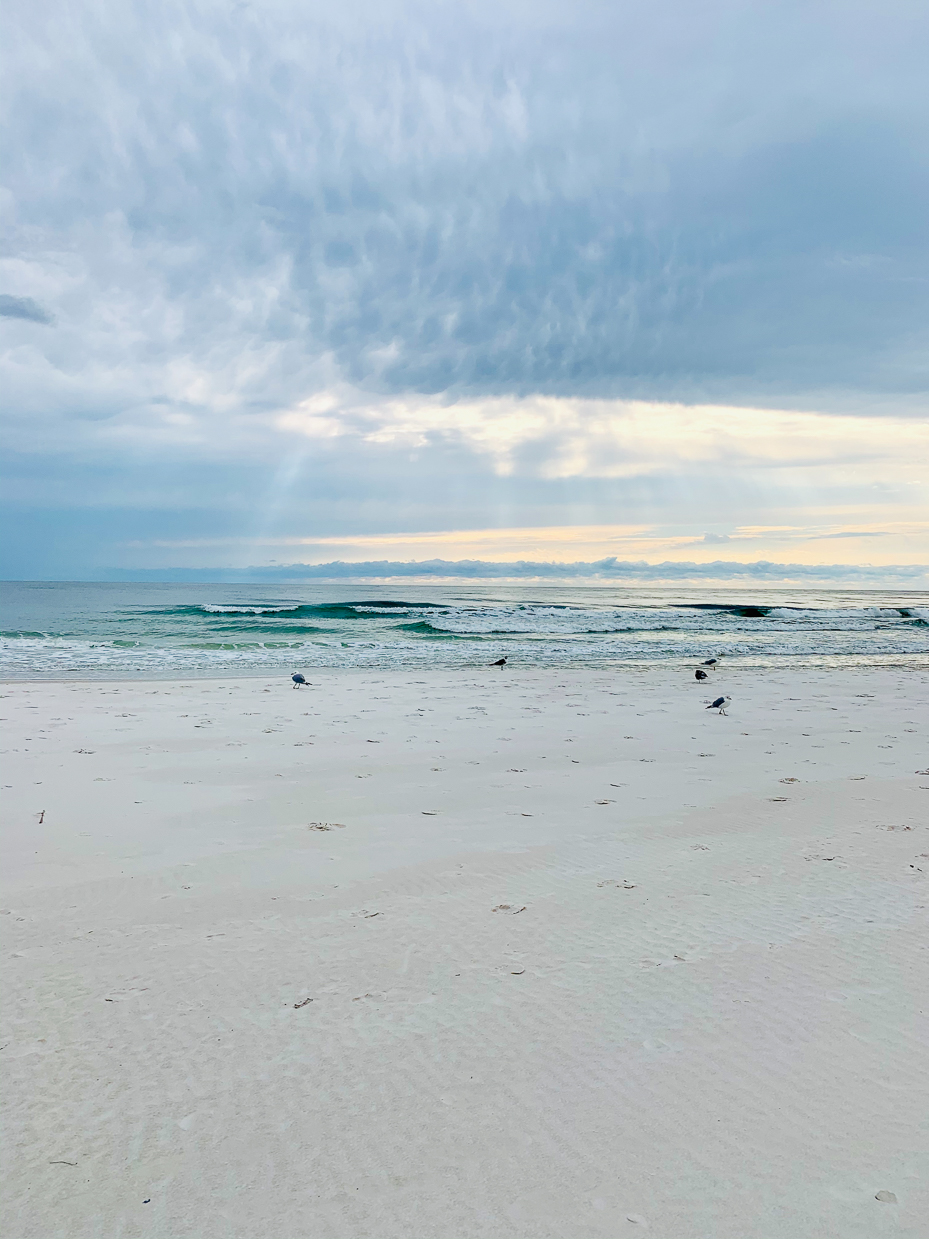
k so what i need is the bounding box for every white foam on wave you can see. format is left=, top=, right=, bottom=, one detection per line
left=196, top=604, right=304, bottom=614
left=4, top=590, right=927, bottom=679
left=3, top=622, right=928, bottom=680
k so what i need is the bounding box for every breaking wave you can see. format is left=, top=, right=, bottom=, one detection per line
left=2, top=583, right=927, bottom=679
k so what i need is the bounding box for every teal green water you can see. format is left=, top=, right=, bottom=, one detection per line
left=1, top=581, right=927, bottom=679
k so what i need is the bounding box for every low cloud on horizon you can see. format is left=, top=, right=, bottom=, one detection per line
left=90, top=558, right=929, bottom=587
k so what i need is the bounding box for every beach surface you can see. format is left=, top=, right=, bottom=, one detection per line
left=2, top=666, right=927, bottom=1238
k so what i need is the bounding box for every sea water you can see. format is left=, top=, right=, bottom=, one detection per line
left=1, top=580, right=927, bottom=680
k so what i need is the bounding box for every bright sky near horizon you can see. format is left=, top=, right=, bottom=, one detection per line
left=1, top=0, right=927, bottom=581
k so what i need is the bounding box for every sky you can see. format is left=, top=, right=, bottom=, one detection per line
left=2, top=0, right=927, bottom=582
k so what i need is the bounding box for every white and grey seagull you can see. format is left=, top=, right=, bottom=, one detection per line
left=292, top=673, right=307, bottom=689
left=706, top=695, right=731, bottom=715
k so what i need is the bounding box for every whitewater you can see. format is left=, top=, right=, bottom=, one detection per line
left=1, top=581, right=926, bottom=680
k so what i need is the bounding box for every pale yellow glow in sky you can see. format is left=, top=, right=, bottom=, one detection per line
left=122, top=392, right=928, bottom=570
left=277, top=392, right=929, bottom=484
left=138, top=517, right=929, bottom=566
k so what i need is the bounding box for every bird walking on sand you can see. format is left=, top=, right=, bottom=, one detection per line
left=695, top=668, right=708, bottom=681
left=707, top=695, right=731, bottom=715
left=491, top=657, right=507, bottom=667
left=292, top=673, right=307, bottom=689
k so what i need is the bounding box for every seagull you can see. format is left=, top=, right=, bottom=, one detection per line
left=292, top=673, right=307, bottom=689
left=706, top=695, right=731, bottom=715
left=490, top=657, right=507, bottom=667
left=702, top=657, right=720, bottom=666
left=695, top=668, right=708, bottom=681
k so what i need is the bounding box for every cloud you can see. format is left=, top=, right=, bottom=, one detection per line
left=110, top=514, right=929, bottom=587
left=2, top=1, right=927, bottom=577
left=0, top=294, right=53, bottom=324
left=98, top=558, right=929, bottom=585
left=814, top=530, right=888, bottom=539
left=276, top=392, right=929, bottom=484
left=3, top=0, right=927, bottom=420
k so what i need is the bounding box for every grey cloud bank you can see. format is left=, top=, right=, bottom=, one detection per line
left=6, top=0, right=927, bottom=408
left=94, top=559, right=928, bottom=585
left=2, top=0, right=927, bottom=577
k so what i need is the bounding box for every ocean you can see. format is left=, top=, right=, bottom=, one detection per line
left=1, top=580, right=927, bottom=680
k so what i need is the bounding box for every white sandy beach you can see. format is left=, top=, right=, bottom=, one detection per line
left=2, top=665, right=927, bottom=1238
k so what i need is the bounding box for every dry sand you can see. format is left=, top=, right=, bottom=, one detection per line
left=2, top=665, right=927, bottom=1238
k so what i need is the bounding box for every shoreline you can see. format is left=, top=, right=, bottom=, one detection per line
left=3, top=665, right=928, bottom=1237
left=3, top=649, right=929, bottom=686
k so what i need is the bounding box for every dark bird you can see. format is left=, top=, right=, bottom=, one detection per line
left=695, top=668, right=708, bottom=681
left=292, top=673, right=307, bottom=689
left=491, top=657, right=507, bottom=667
left=702, top=657, right=719, bottom=666
left=706, top=695, right=731, bottom=715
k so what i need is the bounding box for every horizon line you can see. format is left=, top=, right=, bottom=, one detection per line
left=4, top=556, right=929, bottom=586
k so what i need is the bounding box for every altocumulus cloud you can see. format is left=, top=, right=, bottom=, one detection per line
left=1, top=0, right=927, bottom=578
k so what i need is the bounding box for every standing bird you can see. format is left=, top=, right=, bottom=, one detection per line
left=292, top=673, right=307, bottom=689
left=706, top=695, right=731, bottom=715
left=702, top=657, right=719, bottom=667
left=490, top=657, right=507, bottom=667
left=695, top=668, right=708, bottom=681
